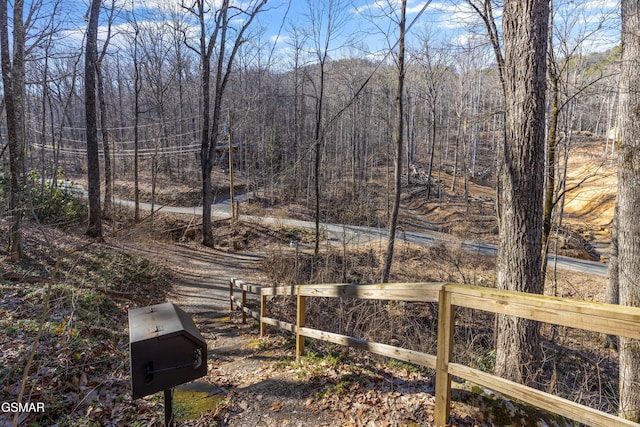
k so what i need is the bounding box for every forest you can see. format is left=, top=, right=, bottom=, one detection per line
left=0, top=0, right=621, bottom=230
left=2, top=0, right=640, bottom=425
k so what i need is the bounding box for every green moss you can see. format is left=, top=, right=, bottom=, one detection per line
left=173, top=387, right=225, bottom=421
left=386, top=359, right=427, bottom=374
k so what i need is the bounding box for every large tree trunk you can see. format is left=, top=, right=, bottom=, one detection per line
left=617, top=1, right=640, bottom=420
left=84, top=0, right=102, bottom=238
left=494, top=0, right=549, bottom=386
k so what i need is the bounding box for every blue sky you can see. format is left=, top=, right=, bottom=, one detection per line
left=258, top=0, right=619, bottom=65
left=55, top=0, right=620, bottom=66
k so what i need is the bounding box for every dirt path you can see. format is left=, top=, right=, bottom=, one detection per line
left=108, top=237, right=345, bottom=426
left=107, top=237, right=546, bottom=427
left=107, top=234, right=586, bottom=426
left=108, top=238, right=263, bottom=313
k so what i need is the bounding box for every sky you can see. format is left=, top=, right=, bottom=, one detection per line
left=258, top=0, right=620, bottom=68
left=53, top=0, right=621, bottom=67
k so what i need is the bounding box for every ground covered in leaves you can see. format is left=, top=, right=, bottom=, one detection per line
left=0, top=220, right=172, bottom=426
left=0, top=218, right=476, bottom=426
left=0, top=213, right=615, bottom=426
left=0, top=218, right=491, bottom=426
left=178, top=318, right=492, bottom=427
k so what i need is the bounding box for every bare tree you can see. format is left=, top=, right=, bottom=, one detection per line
left=132, top=23, right=141, bottom=222
left=0, top=0, right=25, bottom=260
left=416, top=36, right=448, bottom=200
left=303, top=0, right=351, bottom=258
left=495, top=0, right=549, bottom=386
left=542, top=0, right=616, bottom=285
left=616, top=1, right=640, bottom=420
left=0, top=0, right=53, bottom=257
left=96, top=0, right=118, bottom=220
left=85, top=0, right=103, bottom=238
left=183, top=0, right=266, bottom=247
left=287, top=24, right=309, bottom=200
left=469, top=0, right=549, bottom=385
left=381, top=0, right=406, bottom=283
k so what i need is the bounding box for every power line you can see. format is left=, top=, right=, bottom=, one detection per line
left=29, top=127, right=200, bottom=146
left=56, top=114, right=202, bottom=132
left=32, top=143, right=202, bottom=158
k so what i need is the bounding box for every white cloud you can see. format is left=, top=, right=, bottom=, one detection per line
left=270, top=34, right=290, bottom=45
left=579, top=0, right=619, bottom=11
left=407, top=1, right=429, bottom=15
left=430, top=1, right=484, bottom=30
left=354, top=0, right=428, bottom=16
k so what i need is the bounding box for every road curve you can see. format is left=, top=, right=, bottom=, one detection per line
left=112, top=195, right=608, bottom=278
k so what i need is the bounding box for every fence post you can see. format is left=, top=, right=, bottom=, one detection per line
left=260, top=292, right=267, bottom=337
left=296, top=287, right=306, bottom=359
left=242, top=286, right=247, bottom=324
left=229, top=279, right=234, bottom=312
left=434, top=285, right=455, bottom=426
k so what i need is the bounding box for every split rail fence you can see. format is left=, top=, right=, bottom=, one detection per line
left=229, top=278, right=640, bottom=427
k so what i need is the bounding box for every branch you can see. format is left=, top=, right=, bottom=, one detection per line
left=467, top=0, right=505, bottom=91
left=553, top=162, right=611, bottom=209
left=558, top=72, right=618, bottom=113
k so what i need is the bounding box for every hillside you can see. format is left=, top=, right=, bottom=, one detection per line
left=0, top=213, right=613, bottom=426
left=0, top=133, right=619, bottom=425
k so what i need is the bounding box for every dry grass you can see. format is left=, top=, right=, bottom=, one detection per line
left=257, top=236, right=616, bottom=418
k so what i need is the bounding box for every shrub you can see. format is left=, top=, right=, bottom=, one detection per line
left=26, top=169, right=87, bottom=225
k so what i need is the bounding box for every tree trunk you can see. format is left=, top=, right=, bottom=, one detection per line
left=604, top=204, right=618, bottom=349
left=494, top=0, right=549, bottom=386
left=133, top=32, right=141, bottom=222
left=0, top=0, right=25, bottom=261
left=198, top=0, right=214, bottom=246
left=194, top=0, right=266, bottom=247
left=381, top=0, right=406, bottom=283
left=313, top=66, right=324, bottom=258
left=85, top=0, right=102, bottom=238
left=426, top=100, right=437, bottom=199
left=96, top=66, right=112, bottom=220
left=96, top=3, right=115, bottom=221
left=617, top=1, right=640, bottom=420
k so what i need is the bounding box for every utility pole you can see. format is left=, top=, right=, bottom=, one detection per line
left=228, top=111, right=236, bottom=222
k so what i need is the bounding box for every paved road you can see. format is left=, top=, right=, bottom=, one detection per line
left=111, top=194, right=608, bottom=278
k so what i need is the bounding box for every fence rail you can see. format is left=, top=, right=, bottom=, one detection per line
left=228, top=278, right=640, bottom=427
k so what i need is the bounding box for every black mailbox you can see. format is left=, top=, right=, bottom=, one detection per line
left=128, top=302, right=207, bottom=399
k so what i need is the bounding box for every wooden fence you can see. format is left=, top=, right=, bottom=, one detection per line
left=228, top=278, right=640, bottom=427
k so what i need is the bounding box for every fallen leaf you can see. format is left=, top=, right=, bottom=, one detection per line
left=79, top=372, right=88, bottom=387
left=271, top=401, right=284, bottom=412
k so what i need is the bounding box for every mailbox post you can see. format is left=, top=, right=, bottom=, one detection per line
left=128, top=302, right=207, bottom=426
